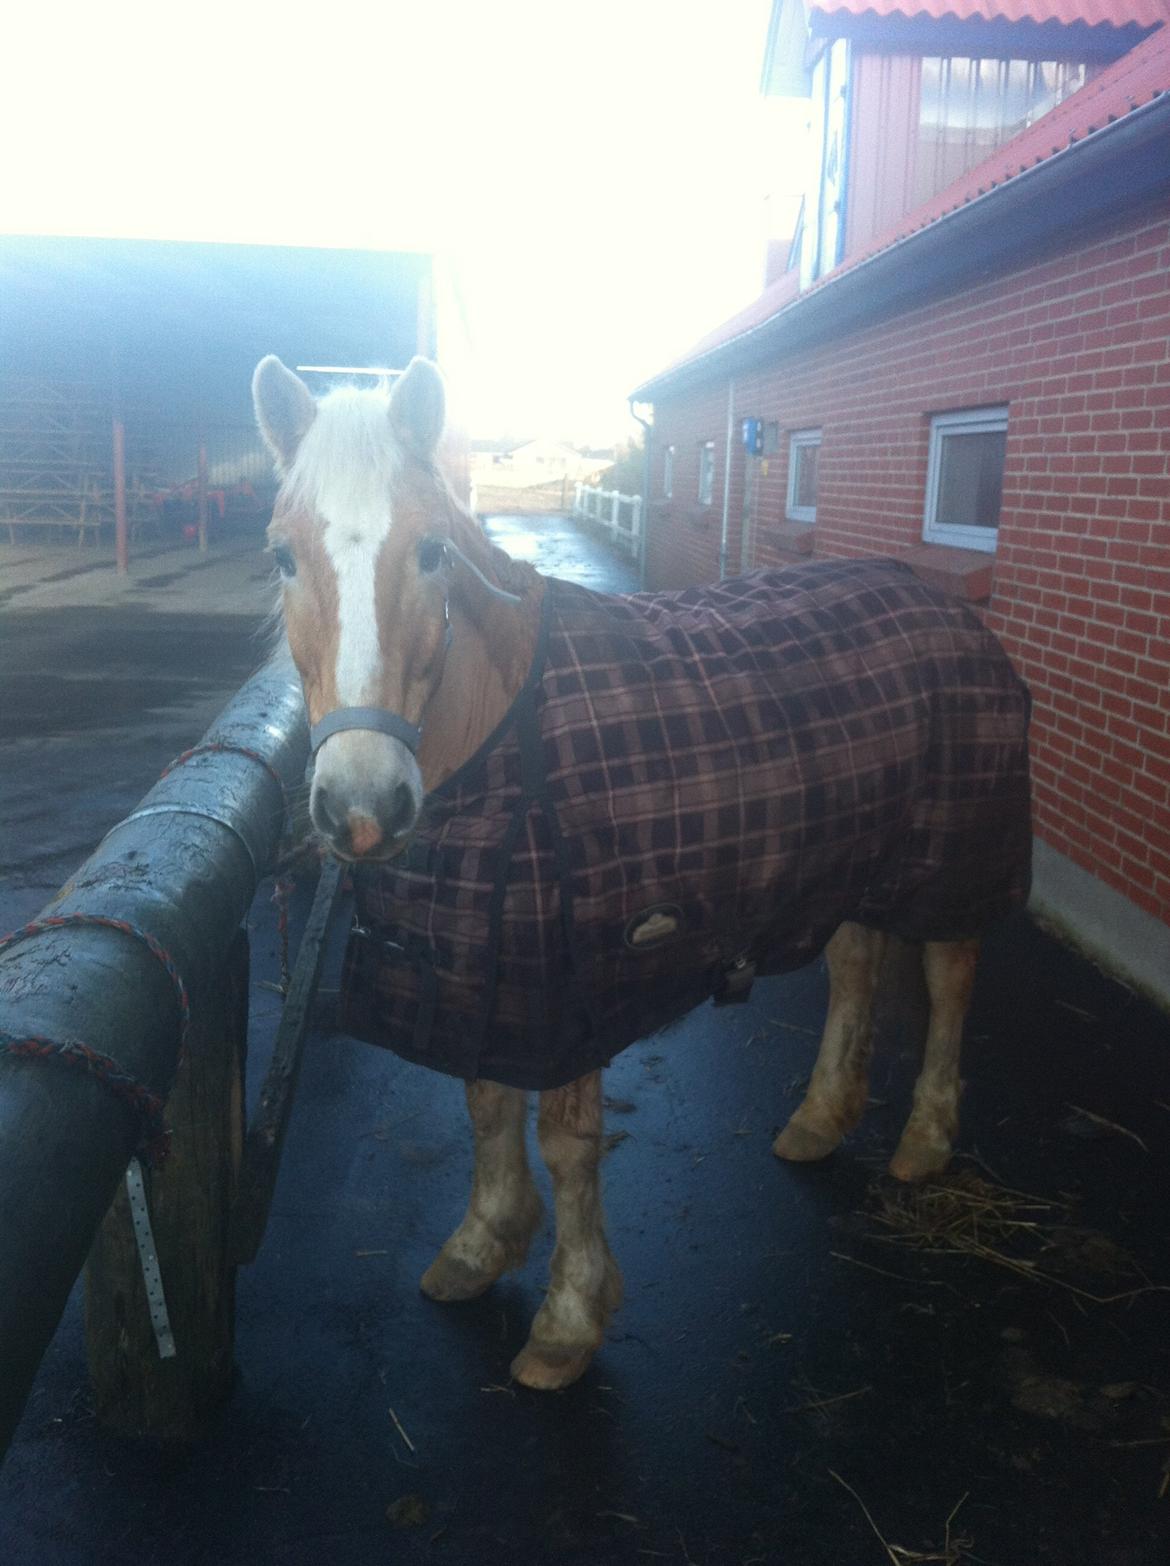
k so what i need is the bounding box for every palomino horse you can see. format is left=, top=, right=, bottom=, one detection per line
left=253, top=356, right=1032, bottom=1391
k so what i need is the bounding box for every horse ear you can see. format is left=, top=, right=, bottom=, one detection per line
left=253, top=356, right=315, bottom=470
left=389, top=357, right=445, bottom=460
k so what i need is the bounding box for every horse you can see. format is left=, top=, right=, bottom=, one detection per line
left=253, top=354, right=1032, bottom=1391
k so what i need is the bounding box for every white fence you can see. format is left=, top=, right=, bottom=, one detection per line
left=573, top=484, right=642, bottom=558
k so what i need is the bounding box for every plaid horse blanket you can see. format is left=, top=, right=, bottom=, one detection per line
left=342, top=559, right=1031, bottom=1089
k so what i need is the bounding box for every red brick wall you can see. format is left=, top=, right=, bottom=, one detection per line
left=646, top=199, right=1170, bottom=926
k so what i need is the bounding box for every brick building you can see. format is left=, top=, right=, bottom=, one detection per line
left=633, top=3, right=1170, bottom=1001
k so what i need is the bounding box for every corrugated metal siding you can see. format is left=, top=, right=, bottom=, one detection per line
left=846, top=54, right=922, bottom=258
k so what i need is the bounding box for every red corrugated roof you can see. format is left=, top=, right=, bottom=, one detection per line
left=813, top=0, right=1166, bottom=28
left=636, top=23, right=1170, bottom=396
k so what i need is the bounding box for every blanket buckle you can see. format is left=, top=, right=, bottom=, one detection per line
left=714, top=953, right=756, bottom=1006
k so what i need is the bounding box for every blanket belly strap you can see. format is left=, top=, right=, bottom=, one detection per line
left=513, top=663, right=599, bottom=1047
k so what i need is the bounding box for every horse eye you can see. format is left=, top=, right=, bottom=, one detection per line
left=418, top=537, right=447, bottom=574
left=272, top=544, right=296, bottom=579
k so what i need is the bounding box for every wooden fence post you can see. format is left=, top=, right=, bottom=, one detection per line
left=85, top=929, right=249, bottom=1441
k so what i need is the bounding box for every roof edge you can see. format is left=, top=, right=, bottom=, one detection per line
left=632, top=89, right=1170, bottom=402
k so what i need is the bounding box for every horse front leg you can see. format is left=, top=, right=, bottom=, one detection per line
left=511, top=1070, right=623, bottom=1391
left=421, top=1079, right=543, bottom=1302
left=774, top=921, right=887, bottom=1163
left=889, top=938, right=978, bottom=1183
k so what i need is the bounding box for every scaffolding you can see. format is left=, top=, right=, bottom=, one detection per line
left=0, top=377, right=272, bottom=547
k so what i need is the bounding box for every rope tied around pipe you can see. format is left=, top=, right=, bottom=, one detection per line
left=0, top=1032, right=171, bottom=1164
left=0, top=913, right=193, bottom=1164
left=0, top=744, right=294, bottom=1161
left=161, top=741, right=289, bottom=808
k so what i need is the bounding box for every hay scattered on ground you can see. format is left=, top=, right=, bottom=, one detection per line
left=830, top=1470, right=973, bottom=1564
left=861, top=1167, right=1169, bottom=1306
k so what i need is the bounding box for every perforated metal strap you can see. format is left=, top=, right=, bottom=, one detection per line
left=125, top=1157, right=176, bottom=1360
left=309, top=708, right=422, bottom=755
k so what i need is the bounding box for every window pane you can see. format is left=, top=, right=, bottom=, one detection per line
left=915, top=56, right=1086, bottom=207
left=698, top=443, right=714, bottom=504
left=936, top=429, right=1005, bottom=529
left=793, top=443, right=819, bottom=510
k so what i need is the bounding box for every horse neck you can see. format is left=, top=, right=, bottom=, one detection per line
left=416, top=504, right=545, bottom=791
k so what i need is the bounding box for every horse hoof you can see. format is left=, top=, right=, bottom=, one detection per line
left=510, top=1339, right=597, bottom=1391
left=772, top=1120, right=840, bottom=1163
left=888, top=1135, right=951, bottom=1184
left=420, top=1252, right=500, bottom=1302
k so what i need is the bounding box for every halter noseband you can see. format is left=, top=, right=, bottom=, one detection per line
left=309, top=707, right=424, bottom=755
left=308, top=539, right=524, bottom=758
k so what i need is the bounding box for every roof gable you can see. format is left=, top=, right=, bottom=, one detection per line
left=638, top=21, right=1170, bottom=398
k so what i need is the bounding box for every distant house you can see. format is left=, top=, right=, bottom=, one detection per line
left=633, top=2, right=1170, bottom=1001
left=471, top=438, right=611, bottom=488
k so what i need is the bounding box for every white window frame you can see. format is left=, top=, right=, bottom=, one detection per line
left=786, top=428, right=822, bottom=523
left=698, top=441, right=715, bottom=506
left=663, top=444, right=674, bottom=499
left=923, top=406, right=1008, bottom=553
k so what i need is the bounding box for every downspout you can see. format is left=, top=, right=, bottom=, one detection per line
left=628, top=399, right=652, bottom=589
left=719, top=378, right=735, bottom=580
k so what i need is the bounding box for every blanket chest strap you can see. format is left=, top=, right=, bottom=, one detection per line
left=713, top=954, right=757, bottom=1006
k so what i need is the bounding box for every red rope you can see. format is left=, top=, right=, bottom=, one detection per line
left=0, top=1031, right=170, bottom=1163
left=0, top=742, right=290, bottom=1162
left=0, top=913, right=193, bottom=1164
left=161, top=742, right=286, bottom=803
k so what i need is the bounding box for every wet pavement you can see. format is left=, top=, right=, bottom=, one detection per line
left=1, top=519, right=1169, bottom=1566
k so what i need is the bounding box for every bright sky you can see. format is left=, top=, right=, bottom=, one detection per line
left=1, top=1, right=808, bottom=443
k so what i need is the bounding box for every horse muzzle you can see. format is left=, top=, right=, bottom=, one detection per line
left=309, top=729, right=424, bottom=861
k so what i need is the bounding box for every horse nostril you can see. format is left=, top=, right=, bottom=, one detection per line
left=386, top=783, right=417, bottom=838
left=311, top=782, right=345, bottom=840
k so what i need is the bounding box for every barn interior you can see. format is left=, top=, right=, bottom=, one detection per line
left=0, top=235, right=432, bottom=547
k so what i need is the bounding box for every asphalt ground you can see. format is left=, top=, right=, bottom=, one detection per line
left=1, top=519, right=1168, bottom=1566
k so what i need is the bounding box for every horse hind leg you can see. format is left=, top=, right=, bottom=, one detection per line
left=421, top=1079, right=543, bottom=1302
left=511, top=1070, right=623, bottom=1391
left=774, top=921, right=887, bottom=1163
left=889, top=938, right=978, bottom=1184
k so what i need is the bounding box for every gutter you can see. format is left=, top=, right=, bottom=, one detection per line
left=720, top=380, right=736, bottom=579
left=633, top=91, right=1170, bottom=403
left=628, top=399, right=653, bottom=589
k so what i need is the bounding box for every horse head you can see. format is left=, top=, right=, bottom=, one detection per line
left=253, top=355, right=458, bottom=861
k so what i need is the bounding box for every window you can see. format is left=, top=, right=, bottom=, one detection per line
left=915, top=58, right=1086, bottom=208
left=923, top=407, right=1008, bottom=553
left=800, top=39, right=850, bottom=288
left=698, top=441, right=715, bottom=506
left=786, top=429, right=822, bottom=523
left=663, top=444, right=674, bottom=499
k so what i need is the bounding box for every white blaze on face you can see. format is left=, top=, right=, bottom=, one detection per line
left=326, top=523, right=390, bottom=704
left=286, top=387, right=399, bottom=704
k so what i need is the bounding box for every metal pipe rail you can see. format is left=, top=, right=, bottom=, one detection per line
left=0, top=657, right=308, bottom=1457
